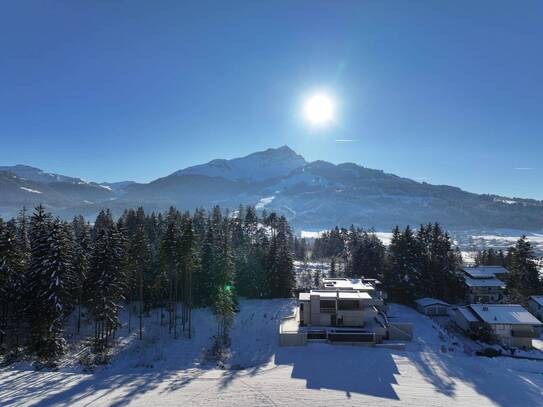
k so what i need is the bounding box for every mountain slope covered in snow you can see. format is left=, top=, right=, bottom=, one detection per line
left=172, top=145, right=306, bottom=182
left=1, top=147, right=543, bottom=232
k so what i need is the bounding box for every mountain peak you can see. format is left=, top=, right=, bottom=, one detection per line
left=172, top=146, right=306, bottom=182
left=266, top=145, right=297, bottom=155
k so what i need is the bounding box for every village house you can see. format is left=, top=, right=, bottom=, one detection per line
left=452, top=304, right=542, bottom=348
left=459, top=266, right=508, bottom=303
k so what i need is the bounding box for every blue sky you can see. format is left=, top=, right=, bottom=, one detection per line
left=1, top=1, right=542, bottom=198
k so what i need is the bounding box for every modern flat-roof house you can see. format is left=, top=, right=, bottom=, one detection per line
left=452, top=304, right=542, bottom=348
left=299, top=278, right=383, bottom=327
left=414, top=298, right=450, bottom=316
left=459, top=266, right=508, bottom=304
left=280, top=278, right=412, bottom=346
left=528, top=296, right=543, bottom=321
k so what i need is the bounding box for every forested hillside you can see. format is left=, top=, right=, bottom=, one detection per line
left=0, top=205, right=294, bottom=364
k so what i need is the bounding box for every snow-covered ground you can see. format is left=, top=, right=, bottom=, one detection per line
left=2, top=300, right=543, bottom=406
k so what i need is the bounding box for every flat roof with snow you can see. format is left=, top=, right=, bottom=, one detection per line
left=463, top=277, right=506, bottom=288
left=299, top=291, right=373, bottom=301
left=457, top=307, right=480, bottom=323
left=415, top=297, right=450, bottom=307
left=321, top=278, right=375, bottom=291
left=462, top=266, right=509, bottom=279
left=469, top=304, right=543, bottom=326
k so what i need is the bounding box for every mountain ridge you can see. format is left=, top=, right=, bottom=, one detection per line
left=1, top=146, right=542, bottom=231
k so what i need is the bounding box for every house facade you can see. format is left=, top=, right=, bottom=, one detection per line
left=459, top=266, right=507, bottom=303
left=299, top=290, right=380, bottom=327
left=299, top=278, right=383, bottom=327
left=414, top=298, right=450, bottom=316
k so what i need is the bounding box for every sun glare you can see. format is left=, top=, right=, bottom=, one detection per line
left=303, top=93, right=335, bottom=127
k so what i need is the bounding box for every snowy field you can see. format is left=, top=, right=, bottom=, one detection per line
left=2, top=300, right=543, bottom=406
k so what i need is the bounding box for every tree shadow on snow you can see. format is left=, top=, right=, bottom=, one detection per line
left=401, top=348, right=543, bottom=407
left=389, top=304, right=543, bottom=407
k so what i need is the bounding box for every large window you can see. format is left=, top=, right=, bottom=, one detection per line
left=338, top=300, right=360, bottom=311
left=320, top=300, right=336, bottom=312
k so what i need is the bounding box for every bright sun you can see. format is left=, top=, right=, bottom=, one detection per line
left=303, top=93, right=335, bottom=126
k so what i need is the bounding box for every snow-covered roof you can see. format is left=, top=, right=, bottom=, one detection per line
left=463, top=277, right=506, bottom=288
left=469, top=304, right=543, bottom=326
left=414, top=297, right=450, bottom=307
left=530, top=296, right=543, bottom=306
left=299, top=291, right=372, bottom=301
left=461, top=266, right=509, bottom=279
left=321, top=278, right=375, bottom=291
left=456, top=306, right=480, bottom=323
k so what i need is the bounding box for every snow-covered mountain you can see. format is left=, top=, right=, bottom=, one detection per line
left=0, top=170, right=114, bottom=217
left=2, top=146, right=543, bottom=232
left=0, top=164, right=88, bottom=185
left=172, top=146, right=306, bottom=182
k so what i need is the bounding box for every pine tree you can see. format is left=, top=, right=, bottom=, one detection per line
left=28, top=208, right=75, bottom=360
left=159, top=219, right=180, bottom=336
left=416, top=224, right=465, bottom=303
left=88, top=216, right=126, bottom=353
left=507, top=236, right=540, bottom=303
left=197, top=224, right=216, bottom=307
left=0, top=218, right=25, bottom=350
left=213, top=285, right=235, bottom=348
left=264, top=216, right=295, bottom=298
left=179, top=218, right=194, bottom=337
left=72, top=216, right=92, bottom=334
left=0, top=218, right=28, bottom=355
left=128, top=223, right=151, bottom=339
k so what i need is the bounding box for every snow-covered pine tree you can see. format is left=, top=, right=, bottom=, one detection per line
left=28, top=207, right=75, bottom=360
left=159, top=219, right=180, bottom=336
left=128, top=222, right=151, bottom=339
left=0, top=218, right=23, bottom=349
left=28, top=205, right=53, bottom=357
left=72, top=215, right=92, bottom=334
left=0, top=218, right=29, bottom=355
left=88, top=216, right=126, bottom=353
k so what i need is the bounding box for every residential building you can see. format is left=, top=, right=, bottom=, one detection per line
left=459, top=266, right=508, bottom=303
left=452, top=304, right=542, bottom=348
left=279, top=278, right=412, bottom=346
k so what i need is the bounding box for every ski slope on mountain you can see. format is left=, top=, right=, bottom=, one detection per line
left=1, top=300, right=542, bottom=406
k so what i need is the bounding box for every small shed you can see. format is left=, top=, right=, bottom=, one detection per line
left=414, top=298, right=450, bottom=316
